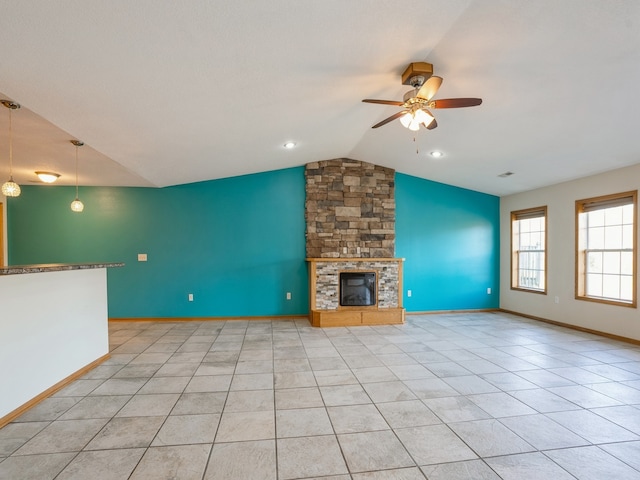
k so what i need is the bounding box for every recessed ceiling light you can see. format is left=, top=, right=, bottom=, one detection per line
left=498, top=171, right=514, bottom=178
left=283, top=141, right=297, bottom=149
left=429, top=151, right=443, bottom=158
left=35, top=171, right=61, bottom=183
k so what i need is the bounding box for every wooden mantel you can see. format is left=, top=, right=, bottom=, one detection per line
left=306, top=258, right=405, bottom=327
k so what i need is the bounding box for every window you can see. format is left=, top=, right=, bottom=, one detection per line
left=576, top=191, right=637, bottom=307
left=511, top=206, right=547, bottom=293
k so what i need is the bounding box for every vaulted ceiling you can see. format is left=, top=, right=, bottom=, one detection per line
left=0, top=1, right=638, bottom=196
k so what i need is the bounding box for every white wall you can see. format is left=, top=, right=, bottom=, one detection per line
left=0, top=268, right=109, bottom=419
left=501, top=163, right=640, bottom=341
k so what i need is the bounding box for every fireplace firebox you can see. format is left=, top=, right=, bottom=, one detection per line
left=340, top=272, right=376, bottom=307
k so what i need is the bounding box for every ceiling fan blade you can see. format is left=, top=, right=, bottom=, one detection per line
left=362, top=99, right=404, bottom=106
left=430, top=98, right=482, bottom=108
left=371, top=110, right=407, bottom=129
left=416, top=76, right=443, bottom=101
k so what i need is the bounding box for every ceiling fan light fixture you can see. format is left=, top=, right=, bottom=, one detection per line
left=400, top=111, right=422, bottom=131
left=399, top=112, right=412, bottom=129
left=413, top=109, right=431, bottom=125
left=35, top=171, right=61, bottom=183
left=414, top=109, right=435, bottom=128
left=399, top=108, right=434, bottom=131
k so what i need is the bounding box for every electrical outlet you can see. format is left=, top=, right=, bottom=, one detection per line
left=138, top=253, right=147, bottom=262
left=286, top=292, right=291, bottom=300
left=188, top=293, right=194, bottom=302
left=555, top=296, right=559, bottom=304
left=407, top=290, right=412, bottom=297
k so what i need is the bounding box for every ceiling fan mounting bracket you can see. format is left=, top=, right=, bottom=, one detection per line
left=407, top=76, right=425, bottom=88
left=401, top=62, right=433, bottom=86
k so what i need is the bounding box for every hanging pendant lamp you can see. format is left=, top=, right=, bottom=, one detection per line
left=1, top=100, right=21, bottom=197
left=70, top=140, right=84, bottom=212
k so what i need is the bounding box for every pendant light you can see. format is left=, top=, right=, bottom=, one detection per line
left=1, top=100, right=21, bottom=197
left=70, top=140, right=84, bottom=212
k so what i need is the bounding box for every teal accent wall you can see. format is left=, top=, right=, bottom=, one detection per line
left=396, top=173, right=500, bottom=311
left=7, top=166, right=499, bottom=318
left=7, top=167, right=309, bottom=318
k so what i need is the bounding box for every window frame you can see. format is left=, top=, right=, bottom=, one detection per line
left=511, top=206, right=548, bottom=294
left=575, top=190, right=637, bottom=308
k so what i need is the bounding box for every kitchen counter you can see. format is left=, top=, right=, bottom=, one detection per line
left=0, top=262, right=122, bottom=425
left=0, top=262, right=124, bottom=275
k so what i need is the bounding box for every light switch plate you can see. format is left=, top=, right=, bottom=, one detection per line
left=138, top=253, right=148, bottom=262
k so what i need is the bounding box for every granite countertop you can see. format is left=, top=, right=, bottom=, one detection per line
left=0, top=262, right=125, bottom=275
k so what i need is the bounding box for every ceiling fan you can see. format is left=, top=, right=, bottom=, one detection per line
left=363, top=62, right=482, bottom=131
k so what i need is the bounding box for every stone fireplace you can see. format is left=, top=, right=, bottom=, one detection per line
left=305, top=158, right=404, bottom=327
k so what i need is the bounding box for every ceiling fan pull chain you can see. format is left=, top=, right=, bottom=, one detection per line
left=414, top=135, right=419, bottom=155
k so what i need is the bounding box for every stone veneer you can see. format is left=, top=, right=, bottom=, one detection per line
left=312, top=260, right=400, bottom=310
left=305, top=158, right=395, bottom=258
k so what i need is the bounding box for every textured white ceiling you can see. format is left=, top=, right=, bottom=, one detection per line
left=0, top=1, right=638, bottom=195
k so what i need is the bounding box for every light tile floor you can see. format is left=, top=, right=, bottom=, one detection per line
left=2, top=312, right=640, bottom=479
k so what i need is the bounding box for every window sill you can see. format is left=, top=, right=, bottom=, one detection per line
left=511, top=287, right=547, bottom=295
left=575, top=295, right=637, bottom=309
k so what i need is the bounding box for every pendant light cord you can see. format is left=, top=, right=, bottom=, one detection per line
left=75, top=144, right=79, bottom=198
left=8, top=108, right=13, bottom=177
